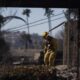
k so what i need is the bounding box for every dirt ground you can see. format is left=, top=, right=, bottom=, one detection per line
left=0, top=65, right=77, bottom=80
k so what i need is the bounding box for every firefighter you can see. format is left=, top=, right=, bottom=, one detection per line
left=42, top=32, right=57, bottom=66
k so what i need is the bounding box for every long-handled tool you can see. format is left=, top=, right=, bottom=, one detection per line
left=49, top=21, right=65, bottom=32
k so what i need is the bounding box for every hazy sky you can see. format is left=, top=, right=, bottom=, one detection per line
left=2, top=8, right=67, bottom=37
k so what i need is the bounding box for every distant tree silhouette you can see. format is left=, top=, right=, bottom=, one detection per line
left=0, top=12, right=26, bottom=64
left=21, top=32, right=32, bottom=49
left=0, top=36, right=10, bottom=64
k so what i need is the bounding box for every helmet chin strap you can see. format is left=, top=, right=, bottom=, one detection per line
left=47, top=31, right=50, bottom=36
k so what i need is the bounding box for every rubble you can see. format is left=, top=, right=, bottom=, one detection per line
left=55, top=65, right=77, bottom=80
left=0, top=65, right=78, bottom=80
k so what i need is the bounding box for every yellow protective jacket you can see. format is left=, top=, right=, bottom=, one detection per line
left=44, top=36, right=57, bottom=53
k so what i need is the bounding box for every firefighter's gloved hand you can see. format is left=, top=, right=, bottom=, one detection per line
left=48, top=44, right=50, bottom=49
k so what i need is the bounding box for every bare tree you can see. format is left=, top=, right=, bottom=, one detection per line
left=63, top=8, right=79, bottom=21
left=0, top=15, right=26, bottom=30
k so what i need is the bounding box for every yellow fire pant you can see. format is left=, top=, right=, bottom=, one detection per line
left=44, top=50, right=56, bottom=66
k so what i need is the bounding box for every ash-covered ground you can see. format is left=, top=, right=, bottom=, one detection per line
left=0, top=65, right=77, bottom=80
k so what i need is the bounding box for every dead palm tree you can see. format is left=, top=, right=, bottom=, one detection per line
left=44, top=8, right=53, bottom=36
left=0, top=15, right=26, bottom=30
left=22, top=9, right=31, bottom=34
left=0, top=14, right=26, bottom=44
left=22, top=9, right=31, bottom=48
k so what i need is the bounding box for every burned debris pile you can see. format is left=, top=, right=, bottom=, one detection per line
left=0, top=65, right=77, bottom=80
